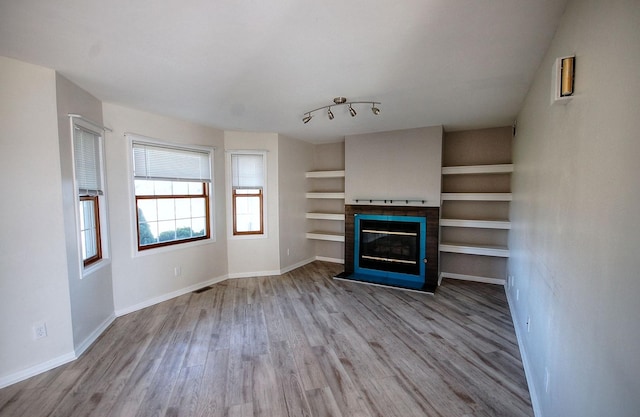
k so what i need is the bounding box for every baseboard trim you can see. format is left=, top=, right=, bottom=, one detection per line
left=0, top=351, right=77, bottom=389
left=227, top=269, right=281, bottom=279
left=506, top=290, right=543, bottom=417
left=315, top=256, right=344, bottom=264
left=74, top=313, right=116, bottom=358
left=280, top=257, right=316, bottom=274
left=1, top=314, right=116, bottom=389
left=115, top=273, right=229, bottom=317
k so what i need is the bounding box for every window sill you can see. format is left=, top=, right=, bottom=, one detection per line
left=82, top=258, right=111, bottom=279
left=133, top=235, right=217, bottom=258
left=229, top=233, right=267, bottom=241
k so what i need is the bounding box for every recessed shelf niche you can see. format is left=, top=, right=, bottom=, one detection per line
left=439, top=127, right=513, bottom=285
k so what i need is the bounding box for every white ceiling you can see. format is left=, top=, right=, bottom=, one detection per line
left=0, top=0, right=568, bottom=143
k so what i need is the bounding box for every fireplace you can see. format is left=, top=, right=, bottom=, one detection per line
left=355, top=214, right=425, bottom=280
left=339, top=205, right=439, bottom=293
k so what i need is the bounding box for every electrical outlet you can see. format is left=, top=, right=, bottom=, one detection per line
left=33, top=322, right=47, bottom=339
left=516, top=289, right=520, bottom=301
left=508, top=275, right=514, bottom=289
left=526, top=316, right=531, bottom=333
left=174, top=266, right=182, bottom=277
left=287, top=248, right=290, bottom=256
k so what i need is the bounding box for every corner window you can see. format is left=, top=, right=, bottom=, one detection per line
left=231, top=153, right=265, bottom=235
left=131, top=138, right=213, bottom=251
left=73, top=124, right=105, bottom=267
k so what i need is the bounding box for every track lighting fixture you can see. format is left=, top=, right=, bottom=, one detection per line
left=302, top=97, right=381, bottom=124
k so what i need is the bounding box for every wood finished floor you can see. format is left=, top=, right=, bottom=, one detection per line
left=0, top=262, right=533, bottom=417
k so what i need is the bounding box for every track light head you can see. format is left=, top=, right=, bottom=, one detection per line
left=302, top=97, right=381, bottom=124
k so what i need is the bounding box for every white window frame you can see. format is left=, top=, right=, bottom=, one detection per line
left=70, top=117, right=110, bottom=276
left=127, top=133, right=216, bottom=256
left=226, top=150, right=268, bottom=240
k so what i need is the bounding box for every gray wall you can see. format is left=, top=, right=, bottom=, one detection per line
left=103, top=103, right=228, bottom=313
left=509, top=0, right=640, bottom=415
left=223, top=131, right=280, bottom=277
left=0, top=57, right=74, bottom=386
left=55, top=74, right=115, bottom=353
left=278, top=135, right=315, bottom=269
left=345, top=126, right=442, bottom=207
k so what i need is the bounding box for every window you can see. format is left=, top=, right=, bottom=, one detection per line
left=231, top=153, right=265, bottom=235
left=131, top=139, right=213, bottom=250
left=79, top=196, right=102, bottom=266
left=73, top=124, right=104, bottom=267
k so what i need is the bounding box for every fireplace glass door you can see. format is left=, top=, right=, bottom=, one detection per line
left=354, top=214, right=426, bottom=282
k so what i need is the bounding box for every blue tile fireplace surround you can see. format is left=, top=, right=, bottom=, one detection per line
left=337, top=205, right=440, bottom=293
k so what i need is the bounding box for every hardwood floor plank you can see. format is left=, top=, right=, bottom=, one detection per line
left=164, top=364, right=204, bottom=417
left=305, top=386, right=344, bottom=417
left=250, top=353, right=285, bottom=417
left=260, top=294, right=287, bottom=344
left=224, top=402, right=253, bottom=417
left=225, top=344, right=252, bottom=407
left=311, top=345, right=373, bottom=417
left=194, top=348, right=228, bottom=417
left=209, top=280, right=236, bottom=352
left=0, top=261, right=533, bottom=417
left=270, top=340, right=312, bottom=417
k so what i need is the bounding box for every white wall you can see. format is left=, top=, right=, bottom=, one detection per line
left=224, top=131, right=281, bottom=277
left=509, top=1, right=640, bottom=416
left=55, top=74, right=115, bottom=353
left=0, top=57, right=74, bottom=385
left=277, top=135, right=315, bottom=270
left=345, top=126, right=443, bottom=207
left=103, top=103, right=228, bottom=314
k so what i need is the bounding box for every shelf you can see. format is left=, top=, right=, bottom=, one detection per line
left=442, top=164, right=513, bottom=175
left=306, top=192, right=345, bottom=199
left=441, top=193, right=512, bottom=201
left=439, top=242, right=509, bottom=257
left=439, top=272, right=505, bottom=286
left=306, top=170, right=345, bottom=244
left=440, top=218, right=511, bottom=229
left=306, top=232, right=345, bottom=242
left=306, top=213, right=345, bottom=221
left=305, top=170, right=345, bottom=178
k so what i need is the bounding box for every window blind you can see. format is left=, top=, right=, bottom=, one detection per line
left=231, top=153, right=264, bottom=188
left=132, top=142, right=212, bottom=182
left=74, top=126, right=103, bottom=196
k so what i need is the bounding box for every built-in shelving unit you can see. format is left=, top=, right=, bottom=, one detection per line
left=305, top=170, right=345, bottom=178
left=306, top=170, right=345, bottom=243
left=441, top=164, right=513, bottom=175
left=306, top=213, right=346, bottom=221
left=441, top=193, right=512, bottom=201
left=439, top=242, right=510, bottom=257
left=439, top=219, right=511, bottom=229
left=439, top=127, right=513, bottom=285
left=305, top=231, right=345, bottom=242
left=306, top=192, right=346, bottom=199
